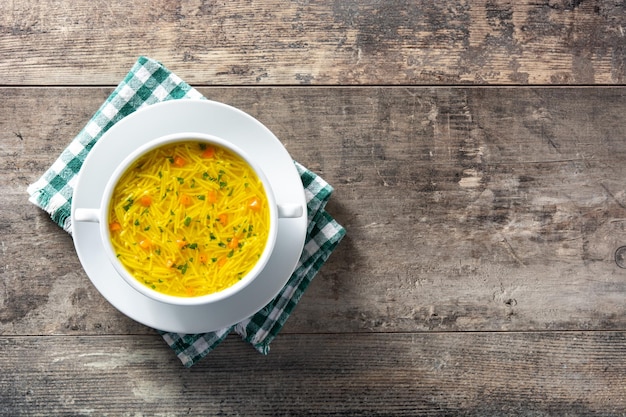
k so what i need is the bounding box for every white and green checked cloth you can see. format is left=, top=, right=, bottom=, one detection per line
left=27, top=56, right=345, bottom=367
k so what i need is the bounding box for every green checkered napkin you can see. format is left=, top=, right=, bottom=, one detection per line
left=27, top=56, right=345, bottom=367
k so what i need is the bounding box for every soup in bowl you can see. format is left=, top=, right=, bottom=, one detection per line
left=74, top=132, right=302, bottom=306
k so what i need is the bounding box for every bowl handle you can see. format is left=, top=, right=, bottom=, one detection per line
left=74, top=208, right=101, bottom=223
left=277, top=204, right=304, bottom=218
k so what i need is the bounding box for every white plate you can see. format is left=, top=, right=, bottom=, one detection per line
left=71, top=100, right=307, bottom=333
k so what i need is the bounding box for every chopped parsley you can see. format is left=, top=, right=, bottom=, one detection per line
left=123, top=198, right=134, bottom=212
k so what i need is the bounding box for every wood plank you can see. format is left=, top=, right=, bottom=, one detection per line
left=291, top=86, right=626, bottom=333
left=2, top=87, right=626, bottom=336
left=0, top=332, right=624, bottom=416
left=0, top=1, right=625, bottom=85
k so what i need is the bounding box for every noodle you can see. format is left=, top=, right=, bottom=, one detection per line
left=108, top=141, right=270, bottom=297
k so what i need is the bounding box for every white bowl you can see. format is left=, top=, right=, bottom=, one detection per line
left=74, top=132, right=302, bottom=307
left=71, top=99, right=307, bottom=333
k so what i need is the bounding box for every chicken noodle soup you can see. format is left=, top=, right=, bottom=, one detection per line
left=108, top=140, right=270, bottom=297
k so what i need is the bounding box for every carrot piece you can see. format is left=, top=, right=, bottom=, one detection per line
left=180, top=194, right=192, bottom=206
left=227, top=237, right=239, bottom=250
left=139, top=194, right=152, bottom=207
left=176, top=239, right=187, bottom=249
left=217, top=213, right=228, bottom=225
left=202, top=146, right=215, bottom=158
left=217, top=257, right=227, bottom=268
left=139, top=238, right=152, bottom=250
left=248, top=197, right=261, bottom=212
left=109, top=222, right=122, bottom=232
left=206, top=190, right=217, bottom=204
left=173, top=156, right=186, bottom=167
left=198, top=253, right=208, bottom=264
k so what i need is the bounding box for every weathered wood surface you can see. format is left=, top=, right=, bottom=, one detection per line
left=1, top=87, right=626, bottom=414
left=1, top=0, right=625, bottom=85
left=3, top=1, right=626, bottom=413
left=2, top=87, right=626, bottom=335
left=1, top=332, right=625, bottom=416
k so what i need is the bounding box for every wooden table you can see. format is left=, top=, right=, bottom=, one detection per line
left=2, top=1, right=626, bottom=415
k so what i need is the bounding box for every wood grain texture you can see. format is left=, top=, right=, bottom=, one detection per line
left=3, top=0, right=626, bottom=414
left=1, top=0, right=625, bottom=85
left=2, top=86, right=626, bottom=337
left=1, top=332, right=625, bottom=416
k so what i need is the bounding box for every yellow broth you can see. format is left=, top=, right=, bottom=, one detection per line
left=108, top=141, right=270, bottom=297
